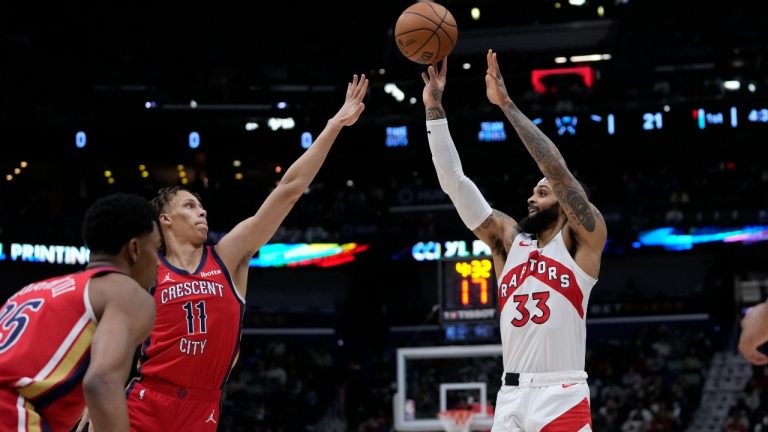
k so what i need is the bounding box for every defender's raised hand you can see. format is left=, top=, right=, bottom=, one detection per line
left=330, top=74, right=368, bottom=127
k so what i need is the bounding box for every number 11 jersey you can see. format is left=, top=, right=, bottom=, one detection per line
left=139, top=245, right=244, bottom=390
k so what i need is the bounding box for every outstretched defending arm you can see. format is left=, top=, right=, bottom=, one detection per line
left=739, top=302, right=768, bottom=365
left=422, top=58, right=518, bottom=262
left=215, top=74, right=368, bottom=293
left=484, top=49, right=606, bottom=250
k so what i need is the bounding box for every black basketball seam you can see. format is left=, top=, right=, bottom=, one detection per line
left=437, top=27, right=456, bottom=49
left=397, top=11, right=442, bottom=29
left=427, top=3, right=453, bottom=58
left=435, top=6, right=456, bottom=48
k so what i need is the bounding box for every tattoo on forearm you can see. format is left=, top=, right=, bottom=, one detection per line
left=501, top=105, right=567, bottom=180
left=502, top=104, right=599, bottom=232
left=553, top=184, right=596, bottom=232
left=426, top=107, right=446, bottom=120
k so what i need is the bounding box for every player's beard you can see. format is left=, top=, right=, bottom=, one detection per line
left=518, top=203, right=560, bottom=235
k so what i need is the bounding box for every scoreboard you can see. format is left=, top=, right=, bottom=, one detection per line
left=473, top=103, right=768, bottom=141
left=439, top=257, right=498, bottom=324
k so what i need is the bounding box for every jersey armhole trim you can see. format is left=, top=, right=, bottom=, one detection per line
left=210, top=246, right=246, bottom=305
left=83, top=280, right=98, bottom=324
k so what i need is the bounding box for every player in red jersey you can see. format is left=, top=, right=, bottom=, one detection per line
left=124, top=73, right=368, bottom=431
left=0, top=193, right=159, bottom=432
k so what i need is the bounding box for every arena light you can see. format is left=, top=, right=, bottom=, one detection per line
left=531, top=66, right=594, bottom=94
left=569, top=0, right=586, bottom=6
left=245, top=122, right=259, bottom=131
left=569, top=54, right=611, bottom=63
left=384, top=83, right=405, bottom=102
left=724, top=80, right=741, bottom=91
left=267, top=117, right=295, bottom=131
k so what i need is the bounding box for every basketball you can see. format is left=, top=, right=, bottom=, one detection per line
left=395, top=1, right=458, bottom=65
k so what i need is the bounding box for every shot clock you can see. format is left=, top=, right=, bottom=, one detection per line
left=439, top=257, right=498, bottom=324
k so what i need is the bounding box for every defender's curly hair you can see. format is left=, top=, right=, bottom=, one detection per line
left=82, top=193, right=157, bottom=255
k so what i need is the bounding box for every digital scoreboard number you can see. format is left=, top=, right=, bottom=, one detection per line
left=439, top=258, right=498, bottom=323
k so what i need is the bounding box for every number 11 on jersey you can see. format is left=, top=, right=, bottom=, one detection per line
left=182, top=300, right=207, bottom=334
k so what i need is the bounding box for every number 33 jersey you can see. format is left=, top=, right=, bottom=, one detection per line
left=139, top=245, right=245, bottom=390
left=497, top=231, right=597, bottom=374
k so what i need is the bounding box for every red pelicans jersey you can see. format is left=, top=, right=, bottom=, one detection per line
left=139, top=245, right=244, bottom=390
left=497, top=231, right=597, bottom=373
left=0, top=267, right=118, bottom=432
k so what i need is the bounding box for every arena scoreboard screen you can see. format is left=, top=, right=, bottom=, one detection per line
left=439, top=257, right=498, bottom=324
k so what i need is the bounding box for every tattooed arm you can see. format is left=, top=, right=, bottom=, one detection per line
left=484, top=49, right=606, bottom=254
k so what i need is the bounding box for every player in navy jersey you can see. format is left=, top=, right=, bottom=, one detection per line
left=123, top=73, right=369, bottom=431
left=0, top=193, right=159, bottom=432
left=421, top=52, right=607, bottom=430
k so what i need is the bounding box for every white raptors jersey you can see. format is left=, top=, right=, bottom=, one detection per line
left=497, top=230, right=597, bottom=373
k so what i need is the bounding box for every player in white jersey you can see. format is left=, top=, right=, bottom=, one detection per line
left=420, top=51, right=607, bottom=431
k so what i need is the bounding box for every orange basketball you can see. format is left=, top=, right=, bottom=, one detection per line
left=395, top=2, right=458, bottom=65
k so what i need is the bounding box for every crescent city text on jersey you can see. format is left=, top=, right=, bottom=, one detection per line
left=159, top=280, right=225, bottom=304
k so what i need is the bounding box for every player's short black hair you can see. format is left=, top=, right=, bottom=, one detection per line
left=82, top=193, right=157, bottom=255
left=151, top=186, right=202, bottom=214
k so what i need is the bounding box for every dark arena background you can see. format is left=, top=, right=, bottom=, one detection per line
left=2, top=1, right=768, bottom=431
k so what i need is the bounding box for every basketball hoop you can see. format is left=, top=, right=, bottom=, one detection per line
left=438, top=409, right=476, bottom=432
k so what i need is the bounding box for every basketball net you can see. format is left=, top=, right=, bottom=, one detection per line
left=438, top=409, right=476, bottom=432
